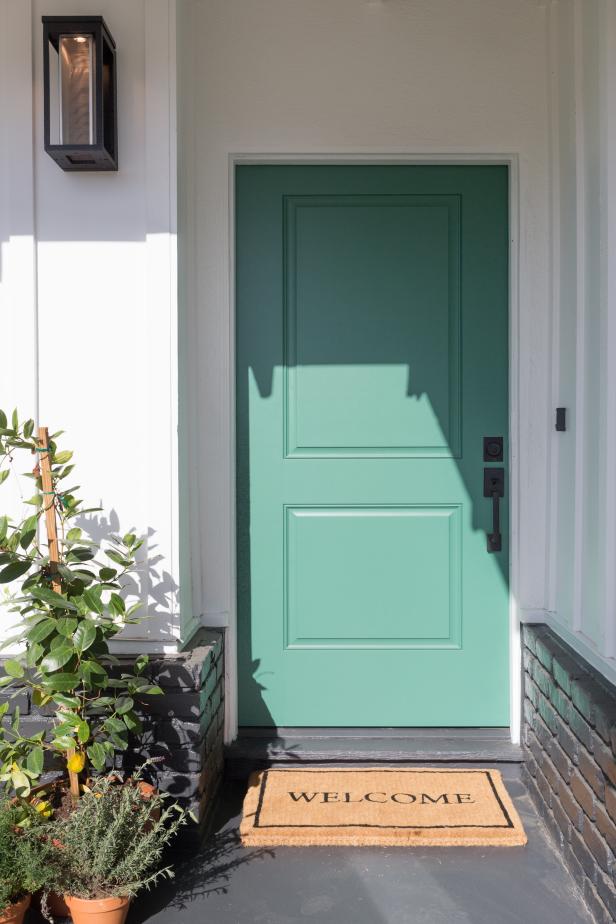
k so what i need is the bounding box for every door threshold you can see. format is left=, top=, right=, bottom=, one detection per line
left=238, top=726, right=512, bottom=740
left=225, top=728, right=523, bottom=779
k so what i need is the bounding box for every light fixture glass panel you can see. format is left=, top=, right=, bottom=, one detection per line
left=48, top=41, right=61, bottom=145
left=59, top=34, right=95, bottom=145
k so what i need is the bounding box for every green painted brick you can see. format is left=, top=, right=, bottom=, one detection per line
left=553, top=649, right=588, bottom=698
left=570, top=707, right=594, bottom=751
left=595, top=698, right=616, bottom=745
left=550, top=684, right=572, bottom=723
left=522, top=625, right=540, bottom=655
left=199, top=651, right=214, bottom=684
left=526, top=676, right=540, bottom=708
left=535, top=635, right=557, bottom=672
left=201, top=667, right=218, bottom=704
left=537, top=691, right=559, bottom=735
left=532, top=659, right=553, bottom=698
left=571, top=678, right=597, bottom=723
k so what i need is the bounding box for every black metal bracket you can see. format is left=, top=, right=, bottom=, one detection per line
left=484, top=467, right=504, bottom=553
left=556, top=408, right=567, bottom=432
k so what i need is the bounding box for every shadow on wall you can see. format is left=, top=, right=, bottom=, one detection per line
left=76, top=509, right=179, bottom=642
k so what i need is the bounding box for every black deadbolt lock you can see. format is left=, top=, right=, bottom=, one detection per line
left=483, top=436, right=503, bottom=462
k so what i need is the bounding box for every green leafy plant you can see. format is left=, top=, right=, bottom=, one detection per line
left=0, top=797, right=50, bottom=912
left=0, top=410, right=163, bottom=798
left=43, top=770, right=189, bottom=901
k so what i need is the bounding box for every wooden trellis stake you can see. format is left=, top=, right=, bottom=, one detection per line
left=37, top=427, right=61, bottom=593
left=36, top=426, right=81, bottom=804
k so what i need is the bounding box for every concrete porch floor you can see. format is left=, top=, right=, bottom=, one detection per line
left=129, top=764, right=593, bottom=924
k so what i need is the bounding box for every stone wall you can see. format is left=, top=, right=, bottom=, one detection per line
left=523, top=624, right=616, bottom=923
left=0, top=628, right=225, bottom=842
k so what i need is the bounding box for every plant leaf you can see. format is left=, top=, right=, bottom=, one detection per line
left=27, top=618, right=57, bottom=643
left=42, top=672, right=79, bottom=692
left=52, top=735, right=76, bottom=750
left=11, top=769, right=31, bottom=797
left=26, top=747, right=44, bottom=777
left=57, top=617, right=78, bottom=637
left=3, top=659, right=24, bottom=679
left=31, top=586, right=77, bottom=611
left=0, top=560, right=31, bottom=583
left=52, top=693, right=80, bottom=709
left=73, top=620, right=97, bottom=654
left=87, top=742, right=106, bottom=771
left=76, top=721, right=90, bottom=744
left=40, top=644, right=74, bottom=673
left=82, top=587, right=103, bottom=615
left=114, top=695, right=134, bottom=715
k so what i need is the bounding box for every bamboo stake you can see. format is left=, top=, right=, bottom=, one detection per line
left=37, top=427, right=61, bottom=594
left=36, top=426, right=81, bottom=804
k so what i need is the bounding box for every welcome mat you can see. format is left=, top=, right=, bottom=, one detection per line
left=240, top=767, right=527, bottom=847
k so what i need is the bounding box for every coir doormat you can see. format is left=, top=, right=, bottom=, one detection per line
left=240, top=767, right=527, bottom=847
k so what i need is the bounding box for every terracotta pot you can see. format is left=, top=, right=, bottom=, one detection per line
left=65, top=895, right=130, bottom=924
left=0, top=895, right=31, bottom=924
left=47, top=891, right=71, bottom=918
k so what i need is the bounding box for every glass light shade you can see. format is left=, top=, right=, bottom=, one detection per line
left=59, top=35, right=95, bottom=145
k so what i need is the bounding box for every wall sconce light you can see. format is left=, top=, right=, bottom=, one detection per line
left=42, top=16, right=117, bottom=171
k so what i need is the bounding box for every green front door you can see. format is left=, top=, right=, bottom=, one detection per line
left=236, top=165, right=509, bottom=727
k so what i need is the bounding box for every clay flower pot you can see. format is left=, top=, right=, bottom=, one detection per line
left=47, top=891, right=71, bottom=918
left=65, top=895, right=130, bottom=924
left=0, top=895, right=31, bottom=924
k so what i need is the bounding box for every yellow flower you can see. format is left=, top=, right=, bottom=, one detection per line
left=67, top=753, right=86, bottom=774
left=34, top=800, right=53, bottom=818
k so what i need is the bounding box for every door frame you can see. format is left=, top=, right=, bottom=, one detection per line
left=226, top=152, right=521, bottom=744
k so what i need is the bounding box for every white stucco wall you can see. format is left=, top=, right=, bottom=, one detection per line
left=547, top=0, right=616, bottom=682
left=0, top=0, right=180, bottom=649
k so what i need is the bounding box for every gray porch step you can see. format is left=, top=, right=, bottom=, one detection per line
left=225, top=727, right=524, bottom=778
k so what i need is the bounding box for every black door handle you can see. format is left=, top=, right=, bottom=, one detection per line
left=484, top=468, right=504, bottom=553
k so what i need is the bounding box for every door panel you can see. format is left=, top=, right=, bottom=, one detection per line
left=236, top=165, right=509, bottom=727
left=284, top=194, right=460, bottom=457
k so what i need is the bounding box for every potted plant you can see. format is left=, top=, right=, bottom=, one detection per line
left=0, top=798, right=49, bottom=924
left=42, top=770, right=190, bottom=924
left=0, top=410, right=163, bottom=802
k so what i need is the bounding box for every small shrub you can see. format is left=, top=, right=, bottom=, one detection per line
left=0, top=799, right=49, bottom=912
left=44, top=770, right=190, bottom=901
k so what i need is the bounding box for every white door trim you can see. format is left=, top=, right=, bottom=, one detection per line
left=224, top=151, right=522, bottom=745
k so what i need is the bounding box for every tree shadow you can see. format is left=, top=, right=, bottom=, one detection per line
left=74, top=509, right=179, bottom=642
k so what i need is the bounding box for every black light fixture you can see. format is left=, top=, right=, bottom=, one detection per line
left=42, top=16, right=118, bottom=172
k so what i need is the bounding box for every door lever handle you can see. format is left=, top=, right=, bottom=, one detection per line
left=484, top=468, right=504, bottom=553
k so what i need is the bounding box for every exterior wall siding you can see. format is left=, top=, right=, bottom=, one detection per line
left=523, top=624, right=616, bottom=922
left=0, top=629, right=224, bottom=842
